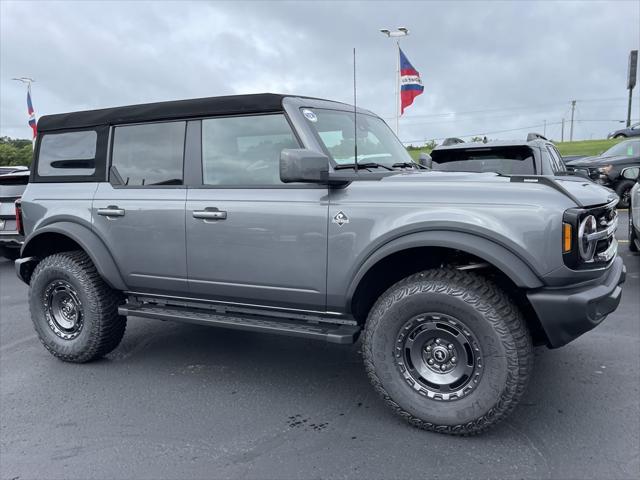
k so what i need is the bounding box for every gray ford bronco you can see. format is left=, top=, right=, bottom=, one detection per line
left=15, top=94, right=625, bottom=435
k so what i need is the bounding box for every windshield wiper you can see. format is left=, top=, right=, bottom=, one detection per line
left=392, top=162, right=428, bottom=170
left=334, top=162, right=394, bottom=171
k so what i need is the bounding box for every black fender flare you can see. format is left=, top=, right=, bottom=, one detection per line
left=21, top=222, right=127, bottom=290
left=346, top=230, right=544, bottom=306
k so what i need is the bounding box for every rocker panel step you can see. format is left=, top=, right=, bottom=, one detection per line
left=118, top=304, right=360, bottom=344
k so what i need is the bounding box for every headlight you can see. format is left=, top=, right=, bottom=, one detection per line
left=596, top=165, right=612, bottom=174
left=578, top=215, right=597, bottom=261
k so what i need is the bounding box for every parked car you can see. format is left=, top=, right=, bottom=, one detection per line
left=626, top=167, right=640, bottom=252
left=423, top=133, right=580, bottom=177
left=0, top=170, right=29, bottom=260
left=566, top=139, right=640, bottom=208
left=608, top=122, right=640, bottom=139
left=15, top=94, right=624, bottom=435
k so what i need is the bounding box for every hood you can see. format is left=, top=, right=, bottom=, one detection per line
left=374, top=171, right=616, bottom=208
left=569, top=154, right=637, bottom=167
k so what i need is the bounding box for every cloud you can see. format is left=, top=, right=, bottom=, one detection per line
left=1, top=0, right=638, bottom=143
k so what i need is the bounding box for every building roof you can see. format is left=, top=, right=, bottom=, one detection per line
left=37, top=93, right=292, bottom=132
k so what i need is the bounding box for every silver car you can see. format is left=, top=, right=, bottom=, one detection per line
left=15, top=94, right=626, bottom=435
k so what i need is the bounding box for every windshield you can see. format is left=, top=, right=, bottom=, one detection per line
left=602, top=140, right=640, bottom=157
left=302, top=108, right=413, bottom=167
left=430, top=146, right=536, bottom=175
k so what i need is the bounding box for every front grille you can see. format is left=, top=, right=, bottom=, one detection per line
left=588, top=201, right=618, bottom=263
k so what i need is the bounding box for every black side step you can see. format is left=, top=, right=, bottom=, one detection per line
left=118, top=304, right=360, bottom=344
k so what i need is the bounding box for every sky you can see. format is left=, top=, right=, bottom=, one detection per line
left=1, top=0, right=639, bottom=145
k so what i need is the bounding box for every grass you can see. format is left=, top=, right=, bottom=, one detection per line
left=554, top=138, right=623, bottom=157
left=407, top=138, right=625, bottom=160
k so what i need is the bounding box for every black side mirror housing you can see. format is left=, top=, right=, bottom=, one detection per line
left=419, top=153, right=433, bottom=169
left=280, top=149, right=329, bottom=184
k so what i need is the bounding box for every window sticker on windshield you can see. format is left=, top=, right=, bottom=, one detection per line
left=628, top=146, right=633, bottom=156
left=302, top=109, right=317, bottom=122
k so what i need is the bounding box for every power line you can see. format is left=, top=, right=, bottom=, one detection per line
left=402, top=121, right=563, bottom=144
left=382, top=96, right=638, bottom=121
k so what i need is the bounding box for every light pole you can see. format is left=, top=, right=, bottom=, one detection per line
left=380, top=27, right=409, bottom=136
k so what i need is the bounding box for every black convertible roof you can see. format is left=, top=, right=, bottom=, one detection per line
left=37, top=93, right=292, bottom=132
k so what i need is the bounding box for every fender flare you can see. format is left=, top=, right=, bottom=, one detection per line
left=346, top=230, right=544, bottom=305
left=21, top=222, right=127, bottom=290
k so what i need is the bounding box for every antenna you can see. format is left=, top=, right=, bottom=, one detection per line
left=353, top=47, right=358, bottom=171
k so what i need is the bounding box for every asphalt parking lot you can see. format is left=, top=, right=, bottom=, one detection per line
left=1, top=212, right=638, bottom=480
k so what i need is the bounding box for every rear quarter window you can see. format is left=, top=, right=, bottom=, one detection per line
left=37, top=131, right=97, bottom=177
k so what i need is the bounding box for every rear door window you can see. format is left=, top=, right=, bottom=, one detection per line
left=111, top=121, right=186, bottom=186
left=38, top=130, right=97, bottom=176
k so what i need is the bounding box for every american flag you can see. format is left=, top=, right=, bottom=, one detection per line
left=27, top=88, right=37, bottom=140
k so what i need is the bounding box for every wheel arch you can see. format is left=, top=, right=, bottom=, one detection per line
left=346, top=231, right=548, bottom=344
left=20, top=222, right=127, bottom=290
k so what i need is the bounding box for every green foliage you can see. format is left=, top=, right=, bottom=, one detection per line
left=0, top=137, right=33, bottom=167
left=554, top=138, right=624, bottom=157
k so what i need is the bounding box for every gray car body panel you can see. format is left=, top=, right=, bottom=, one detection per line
left=18, top=95, right=623, bottom=343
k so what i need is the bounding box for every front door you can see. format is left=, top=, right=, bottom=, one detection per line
left=92, top=120, right=188, bottom=294
left=185, top=114, right=328, bottom=311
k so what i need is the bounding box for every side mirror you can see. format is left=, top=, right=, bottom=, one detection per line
left=418, top=153, right=433, bottom=169
left=280, top=149, right=329, bottom=184
left=621, top=166, right=640, bottom=181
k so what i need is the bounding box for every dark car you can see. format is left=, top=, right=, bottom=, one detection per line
left=0, top=170, right=29, bottom=259
left=423, top=133, right=576, bottom=177
left=566, top=139, right=640, bottom=208
left=608, top=122, right=640, bottom=139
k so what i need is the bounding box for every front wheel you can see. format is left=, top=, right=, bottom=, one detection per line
left=29, top=251, right=126, bottom=363
left=362, top=269, right=533, bottom=435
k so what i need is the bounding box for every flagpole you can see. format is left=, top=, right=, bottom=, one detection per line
left=379, top=28, right=408, bottom=138
left=396, top=40, right=400, bottom=137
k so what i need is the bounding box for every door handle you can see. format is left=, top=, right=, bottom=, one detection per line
left=97, top=206, right=126, bottom=217
left=193, top=208, right=227, bottom=220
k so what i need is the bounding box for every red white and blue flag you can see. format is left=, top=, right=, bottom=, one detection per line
left=399, top=48, right=424, bottom=115
left=27, top=88, right=37, bottom=140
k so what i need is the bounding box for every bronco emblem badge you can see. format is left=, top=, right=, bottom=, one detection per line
left=332, top=211, right=349, bottom=227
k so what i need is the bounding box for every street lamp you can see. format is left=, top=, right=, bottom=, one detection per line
left=380, top=27, right=409, bottom=135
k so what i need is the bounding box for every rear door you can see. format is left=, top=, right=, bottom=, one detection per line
left=92, top=121, right=188, bottom=294
left=185, top=113, right=329, bottom=311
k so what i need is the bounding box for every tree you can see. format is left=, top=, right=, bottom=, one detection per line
left=0, top=137, right=33, bottom=166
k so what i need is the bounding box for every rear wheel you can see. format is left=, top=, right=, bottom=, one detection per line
left=363, top=268, right=533, bottom=435
left=0, top=246, right=20, bottom=261
left=29, top=251, right=126, bottom=363
left=614, top=134, right=627, bottom=139
left=615, top=180, right=635, bottom=209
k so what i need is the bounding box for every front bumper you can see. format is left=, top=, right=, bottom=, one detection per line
left=527, top=256, right=626, bottom=348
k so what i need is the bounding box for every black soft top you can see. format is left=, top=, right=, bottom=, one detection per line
left=37, top=93, right=291, bottom=132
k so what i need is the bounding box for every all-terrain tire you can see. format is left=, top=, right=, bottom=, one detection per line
left=29, top=251, right=126, bottom=363
left=362, top=268, right=533, bottom=435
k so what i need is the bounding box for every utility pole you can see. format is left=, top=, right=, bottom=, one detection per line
left=561, top=118, right=565, bottom=142
left=380, top=27, right=409, bottom=136
left=569, top=100, right=576, bottom=142
left=626, top=50, right=637, bottom=127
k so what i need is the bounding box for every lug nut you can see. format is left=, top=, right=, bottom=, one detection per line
left=440, top=364, right=446, bottom=371
left=435, top=339, right=441, bottom=345
left=448, top=344, right=454, bottom=350
left=426, top=346, right=432, bottom=352
left=428, top=359, right=434, bottom=365
left=451, top=356, right=457, bottom=363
